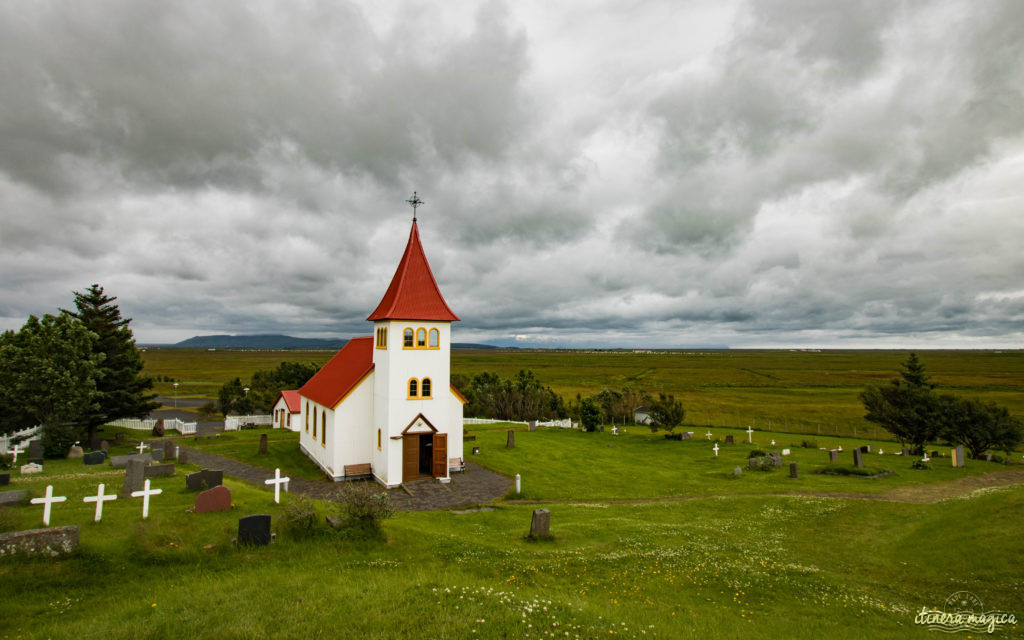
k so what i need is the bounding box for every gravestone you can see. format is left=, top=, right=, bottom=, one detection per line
left=952, top=445, right=965, bottom=468
left=186, top=469, right=223, bottom=492
left=829, top=449, right=839, bottom=463
left=853, top=449, right=864, bottom=469
left=0, top=490, right=27, bottom=506
left=178, top=448, right=189, bottom=464
left=111, top=453, right=152, bottom=468
left=115, top=432, right=125, bottom=445
left=100, top=440, right=110, bottom=452
left=195, top=485, right=232, bottom=513
left=529, top=508, right=550, bottom=538
left=151, top=449, right=164, bottom=463
left=258, top=434, right=268, bottom=455
left=237, top=514, right=272, bottom=546
left=82, top=451, right=105, bottom=466
left=471, top=446, right=480, bottom=455
left=733, top=466, right=743, bottom=476
left=144, top=464, right=176, bottom=479
left=680, top=432, right=692, bottom=440
left=528, top=420, right=537, bottom=432
left=789, top=462, right=798, bottom=478
left=748, top=458, right=759, bottom=469
left=0, top=473, right=8, bottom=486
left=768, top=452, right=782, bottom=467
left=163, top=440, right=176, bottom=461
left=152, top=419, right=165, bottom=437
left=724, top=435, right=734, bottom=444
left=506, top=430, right=515, bottom=449
left=121, top=459, right=147, bottom=498
left=27, top=440, right=43, bottom=459
left=781, top=448, right=791, bottom=456
left=599, top=426, right=604, bottom=433
left=67, top=445, right=83, bottom=459
left=901, top=447, right=909, bottom=456
left=21, top=463, right=42, bottom=475
left=931, top=450, right=939, bottom=458
left=0, top=526, right=79, bottom=557
left=984, top=453, right=993, bottom=462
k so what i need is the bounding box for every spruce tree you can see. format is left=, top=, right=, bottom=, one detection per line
left=63, top=284, right=158, bottom=442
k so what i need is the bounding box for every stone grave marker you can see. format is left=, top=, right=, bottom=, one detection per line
left=680, top=432, right=692, bottom=440
left=111, top=453, right=152, bottom=468
left=952, top=446, right=965, bottom=468
left=82, top=451, right=105, bottom=466
left=748, top=458, right=759, bottom=469
left=901, top=447, right=909, bottom=456
left=195, top=485, right=232, bottom=513
left=528, top=420, right=537, bottom=432
left=0, top=473, right=8, bottom=486
left=768, top=452, right=782, bottom=467
left=151, top=449, right=164, bottom=463
left=237, top=514, right=272, bottom=546
left=144, top=464, right=176, bottom=479
left=733, top=466, right=743, bottom=476
left=853, top=449, right=864, bottom=468
left=506, top=430, right=515, bottom=449
left=829, top=449, right=839, bottom=463
left=529, top=508, right=550, bottom=538
left=163, top=440, right=176, bottom=461
left=27, top=439, right=43, bottom=459
left=152, top=419, right=165, bottom=437
left=789, top=462, right=798, bottom=478
left=179, top=448, right=189, bottom=464
left=67, top=445, right=84, bottom=459
left=0, top=526, right=79, bottom=557
left=0, top=490, right=27, bottom=506
left=984, top=453, right=993, bottom=462
left=21, top=462, right=43, bottom=475
left=115, top=432, right=125, bottom=445
left=781, top=448, right=791, bottom=456
left=121, top=458, right=147, bottom=498
left=258, top=434, right=268, bottom=455
left=724, top=435, right=734, bottom=444
left=100, top=440, right=110, bottom=452
left=186, top=469, right=223, bottom=492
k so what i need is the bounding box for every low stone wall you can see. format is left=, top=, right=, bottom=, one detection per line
left=0, top=526, right=79, bottom=557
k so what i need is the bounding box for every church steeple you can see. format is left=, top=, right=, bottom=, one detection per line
left=366, top=219, right=459, bottom=322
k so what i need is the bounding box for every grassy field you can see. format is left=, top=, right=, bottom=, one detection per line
left=1, top=423, right=1021, bottom=639
left=142, top=348, right=1024, bottom=439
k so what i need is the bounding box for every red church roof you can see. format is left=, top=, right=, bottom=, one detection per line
left=367, top=221, right=459, bottom=322
left=299, top=337, right=375, bottom=408
left=275, top=389, right=301, bottom=412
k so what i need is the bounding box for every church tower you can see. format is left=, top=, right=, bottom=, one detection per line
left=366, top=214, right=462, bottom=486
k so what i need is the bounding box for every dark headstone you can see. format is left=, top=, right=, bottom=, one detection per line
left=111, top=453, right=152, bottom=468
left=121, top=459, right=147, bottom=497
left=27, top=440, right=43, bottom=459
left=725, top=435, right=734, bottom=444
left=853, top=449, right=864, bottom=469
left=931, top=450, right=939, bottom=458
left=186, top=469, right=223, bottom=492
left=151, top=449, right=164, bottom=463
left=67, top=445, right=84, bottom=459
left=144, top=463, right=176, bottom=479
left=506, top=430, right=515, bottom=449
left=860, top=445, right=871, bottom=454
left=258, top=433, right=268, bottom=455
left=179, top=448, right=189, bottom=464
left=82, top=451, right=105, bottom=466
left=237, top=514, right=272, bottom=546
left=100, top=440, right=110, bottom=452
left=152, top=419, right=165, bottom=437
left=0, top=490, right=27, bottom=506
left=471, top=446, right=480, bottom=455
left=789, top=462, right=798, bottom=478
left=163, top=440, right=176, bottom=461
left=528, top=420, right=537, bottom=432
left=0, top=526, right=78, bottom=557
left=599, top=426, right=604, bottom=433
left=195, top=485, right=232, bottom=513
left=0, top=473, right=8, bottom=486
left=748, top=457, right=758, bottom=469
left=529, top=508, right=550, bottom=538
left=115, top=432, right=125, bottom=445
left=829, top=449, right=839, bottom=463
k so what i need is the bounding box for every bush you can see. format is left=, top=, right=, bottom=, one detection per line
left=910, top=459, right=932, bottom=470
left=754, top=457, right=776, bottom=472
left=800, top=440, right=818, bottom=449
left=278, top=496, right=325, bottom=539
left=748, top=450, right=767, bottom=458
left=41, top=421, right=78, bottom=458
left=334, top=483, right=394, bottom=540
left=0, top=453, right=12, bottom=470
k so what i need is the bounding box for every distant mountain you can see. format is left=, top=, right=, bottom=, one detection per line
left=171, top=334, right=348, bottom=350
left=451, top=343, right=504, bottom=350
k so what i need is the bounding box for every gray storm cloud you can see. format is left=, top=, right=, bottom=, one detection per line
left=0, top=0, right=1022, bottom=347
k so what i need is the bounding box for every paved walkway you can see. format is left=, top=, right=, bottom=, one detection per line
left=177, top=446, right=512, bottom=511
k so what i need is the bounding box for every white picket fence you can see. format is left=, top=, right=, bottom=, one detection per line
left=224, top=414, right=274, bottom=431
left=107, top=418, right=197, bottom=435
left=0, top=425, right=42, bottom=453
left=464, top=417, right=576, bottom=428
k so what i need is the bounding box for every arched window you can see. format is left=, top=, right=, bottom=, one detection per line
left=429, top=328, right=439, bottom=348
left=305, top=402, right=309, bottom=433
left=404, top=328, right=414, bottom=348
left=416, top=328, right=427, bottom=347
left=312, top=408, right=317, bottom=439
left=408, top=378, right=418, bottom=398
left=421, top=377, right=432, bottom=398
left=377, top=428, right=381, bottom=451
left=322, top=410, right=327, bottom=446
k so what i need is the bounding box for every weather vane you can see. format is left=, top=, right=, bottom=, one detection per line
left=406, top=191, right=424, bottom=222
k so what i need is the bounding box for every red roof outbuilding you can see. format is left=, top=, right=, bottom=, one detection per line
left=367, top=221, right=459, bottom=322
left=275, top=390, right=301, bottom=412
left=299, top=337, right=375, bottom=408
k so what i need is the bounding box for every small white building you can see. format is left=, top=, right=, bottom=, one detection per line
left=297, top=218, right=466, bottom=487
left=271, top=390, right=300, bottom=431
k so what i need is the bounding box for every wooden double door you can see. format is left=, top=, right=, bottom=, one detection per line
left=402, top=433, right=447, bottom=482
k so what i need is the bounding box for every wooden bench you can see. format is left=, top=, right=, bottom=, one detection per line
left=448, top=457, right=465, bottom=472
left=343, top=463, right=372, bottom=478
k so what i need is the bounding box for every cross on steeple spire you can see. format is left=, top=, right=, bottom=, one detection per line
left=406, top=191, right=424, bottom=222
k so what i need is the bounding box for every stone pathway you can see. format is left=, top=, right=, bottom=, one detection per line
left=177, top=446, right=512, bottom=511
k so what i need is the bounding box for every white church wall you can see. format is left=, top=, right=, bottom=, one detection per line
left=448, top=389, right=465, bottom=465
left=332, top=374, right=375, bottom=473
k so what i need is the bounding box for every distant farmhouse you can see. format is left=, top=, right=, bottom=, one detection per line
left=284, top=215, right=465, bottom=487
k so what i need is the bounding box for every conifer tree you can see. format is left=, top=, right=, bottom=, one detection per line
left=63, top=284, right=158, bottom=442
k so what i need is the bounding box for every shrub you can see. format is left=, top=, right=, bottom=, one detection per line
left=748, top=450, right=767, bottom=458
left=0, top=453, right=12, bottom=470
left=334, top=483, right=394, bottom=540
left=754, top=457, right=776, bottom=472
left=278, top=496, right=325, bottom=539
left=800, top=440, right=818, bottom=449
left=910, top=459, right=932, bottom=470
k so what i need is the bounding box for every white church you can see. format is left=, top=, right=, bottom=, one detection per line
left=292, top=210, right=466, bottom=487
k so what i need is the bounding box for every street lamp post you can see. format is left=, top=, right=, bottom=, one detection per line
left=173, top=382, right=179, bottom=408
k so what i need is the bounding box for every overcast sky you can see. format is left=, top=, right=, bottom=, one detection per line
left=1, top=1, right=1023, bottom=348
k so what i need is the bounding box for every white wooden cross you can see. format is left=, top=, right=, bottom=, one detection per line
left=131, top=479, right=162, bottom=519
left=9, top=444, right=24, bottom=464
left=705, top=431, right=712, bottom=440
left=136, top=441, right=150, bottom=455
left=713, top=443, right=720, bottom=457
left=746, top=426, right=754, bottom=443
left=264, top=467, right=291, bottom=504
left=30, top=485, right=67, bottom=527
left=83, top=483, right=118, bottom=522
